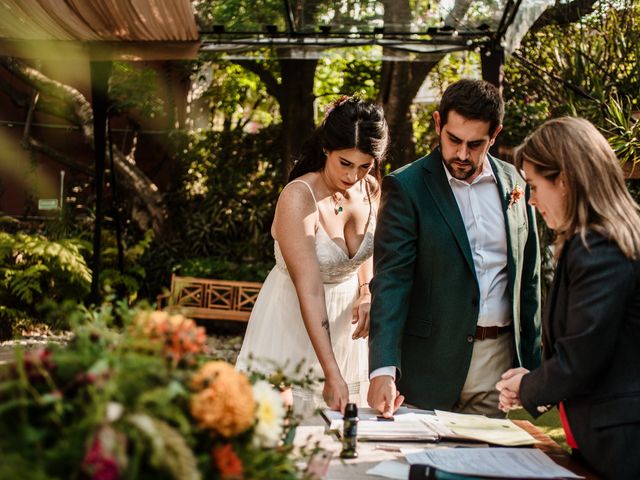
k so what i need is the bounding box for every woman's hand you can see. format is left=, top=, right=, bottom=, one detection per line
left=323, top=373, right=349, bottom=413
left=496, top=367, right=528, bottom=412
left=351, top=292, right=371, bottom=339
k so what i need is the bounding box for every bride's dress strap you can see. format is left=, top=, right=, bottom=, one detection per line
left=287, top=179, right=318, bottom=205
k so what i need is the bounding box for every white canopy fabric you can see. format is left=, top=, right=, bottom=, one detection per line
left=503, top=0, right=556, bottom=56
left=0, top=0, right=200, bottom=60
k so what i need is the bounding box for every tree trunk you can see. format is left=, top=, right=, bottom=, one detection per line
left=0, top=57, right=167, bottom=234
left=378, top=0, right=473, bottom=170
left=379, top=60, right=440, bottom=169
left=278, top=57, right=317, bottom=181
left=234, top=54, right=318, bottom=183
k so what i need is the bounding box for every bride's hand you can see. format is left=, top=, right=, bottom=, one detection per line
left=323, top=374, right=349, bottom=413
left=351, top=292, right=371, bottom=339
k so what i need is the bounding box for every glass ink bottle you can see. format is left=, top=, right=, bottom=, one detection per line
left=340, top=402, right=359, bottom=459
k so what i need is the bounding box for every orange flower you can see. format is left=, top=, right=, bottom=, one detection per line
left=212, top=444, right=244, bottom=479
left=508, top=184, right=525, bottom=209
left=132, top=311, right=206, bottom=366
left=190, top=361, right=255, bottom=437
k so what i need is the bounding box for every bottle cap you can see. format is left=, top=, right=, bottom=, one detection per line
left=344, top=402, right=358, bottom=418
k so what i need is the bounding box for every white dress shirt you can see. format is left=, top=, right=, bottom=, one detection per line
left=370, top=158, right=510, bottom=380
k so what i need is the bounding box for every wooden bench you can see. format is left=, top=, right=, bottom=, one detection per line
left=156, top=274, right=262, bottom=322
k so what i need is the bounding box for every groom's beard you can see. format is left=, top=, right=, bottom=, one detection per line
left=443, top=157, right=481, bottom=181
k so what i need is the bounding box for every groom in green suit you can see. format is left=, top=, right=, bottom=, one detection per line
left=368, top=79, right=541, bottom=417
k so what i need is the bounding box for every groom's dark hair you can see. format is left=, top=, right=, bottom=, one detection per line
left=438, top=79, right=504, bottom=136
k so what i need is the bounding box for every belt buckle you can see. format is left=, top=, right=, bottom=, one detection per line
left=475, top=326, right=486, bottom=341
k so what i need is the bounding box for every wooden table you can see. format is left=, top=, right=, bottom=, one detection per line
left=296, top=416, right=600, bottom=480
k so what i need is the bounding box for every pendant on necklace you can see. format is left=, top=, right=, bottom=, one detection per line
left=333, top=194, right=344, bottom=214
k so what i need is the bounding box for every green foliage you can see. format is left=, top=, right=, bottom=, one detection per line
left=315, top=47, right=381, bottom=111
left=501, top=95, right=550, bottom=150
left=109, top=62, right=165, bottom=119
left=605, top=95, right=640, bottom=170
left=99, top=229, right=154, bottom=302
left=501, top=0, right=640, bottom=298
left=194, top=59, right=279, bottom=131
left=503, top=0, right=640, bottom=160
left=0, top=305, right=318, bottom=478
left=177, top=257, right=272, bottom=283
left=412, top=103, right=438, bottom=158
left=0, top=214, right=154, bottom=336
left=0, top=231, right=91, bottom=339
left=142, top=127, right=283, bottom=295
left=195, top=0, right=286, bottom=32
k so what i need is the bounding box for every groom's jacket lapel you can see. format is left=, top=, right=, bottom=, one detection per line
left=490, top=155, right=519, bottom=297
left=420, top=149, right=477, bottom=281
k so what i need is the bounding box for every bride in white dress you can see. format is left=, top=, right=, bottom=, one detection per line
left=236, top=96, right=389, bottom=414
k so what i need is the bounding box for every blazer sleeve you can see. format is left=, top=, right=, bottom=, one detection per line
left=368, top=174, right=418, bottom=377
left=520, top=236, right=635, bottom=415
left=518, top=188, right=542, bottom=369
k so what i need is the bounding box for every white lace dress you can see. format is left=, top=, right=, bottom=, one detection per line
left=235, top=180, right=374, bottom=415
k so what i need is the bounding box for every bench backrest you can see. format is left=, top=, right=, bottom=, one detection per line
left=163, top=274, right=262, bottom=322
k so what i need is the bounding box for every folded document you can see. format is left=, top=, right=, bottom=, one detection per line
left=322, top=407, right=537, bottom=446
left=435, top=410, right=537, bottom=446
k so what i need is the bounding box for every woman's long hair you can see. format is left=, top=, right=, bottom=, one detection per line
left=514, top=116, right=640, bottom=259
left=288, top=96, right=389, bottom=192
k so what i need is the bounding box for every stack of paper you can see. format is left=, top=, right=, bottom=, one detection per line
left=435, top=410, right=537, bottom=446
left=405, top=448, right=584, bottom=479
left=322, top=408, right=441, bottom=441
left=357, top=413, right=440, bottom=441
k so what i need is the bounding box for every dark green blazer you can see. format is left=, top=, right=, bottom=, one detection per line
left=369, top=148, right=541, bottom=410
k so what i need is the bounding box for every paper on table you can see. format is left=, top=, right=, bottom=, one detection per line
left=405, top=448, right=585, bottom=479
left=365, top=460, right=410, bottom=480
left=322, top=406, right=430, bottom=424
left=435, top=410, right=537, bottom=446
left=359, top=413, right=440, bottom=441
left=322, top=408, right=440, bottom=441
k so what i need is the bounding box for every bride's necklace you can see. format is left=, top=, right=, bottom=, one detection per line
left=332, top=191, right=346, bottom=215
left=321, top=171, right=349, bottom=215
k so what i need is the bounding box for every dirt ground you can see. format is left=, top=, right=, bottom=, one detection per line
left=0, top=326, right=244, bottom=366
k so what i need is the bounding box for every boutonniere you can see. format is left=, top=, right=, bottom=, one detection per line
left=507, top=184, right=525, bottom=209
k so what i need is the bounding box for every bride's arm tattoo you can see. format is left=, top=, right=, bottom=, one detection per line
left=321, top=317, right=331, bottom=339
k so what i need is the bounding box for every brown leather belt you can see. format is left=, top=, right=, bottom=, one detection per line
left=475, top=325, right=512, bottom=340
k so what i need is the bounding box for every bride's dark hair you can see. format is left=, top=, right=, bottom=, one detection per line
left=288, top=96, right=388, bottom=187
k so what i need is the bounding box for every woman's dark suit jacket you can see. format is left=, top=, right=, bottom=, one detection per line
left=520, top=231, right=640, bottom=479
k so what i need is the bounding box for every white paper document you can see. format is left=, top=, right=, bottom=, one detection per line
left=365, top=460, right=410, bottom=480
left=435, top=410, right=538, bottom=446
left=323, top=408, right=441, bottom=441
left=405, top=448, right=584, bottom=479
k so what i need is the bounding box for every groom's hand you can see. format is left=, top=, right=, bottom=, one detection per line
left=368, top=375, right=404, bottom=418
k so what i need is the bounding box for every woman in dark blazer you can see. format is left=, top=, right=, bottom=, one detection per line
left=496, top=117, right=640, bottom=479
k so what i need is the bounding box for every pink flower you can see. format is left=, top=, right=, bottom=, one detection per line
left=83, top=438, right=120, bottom=480
left=17, top=348, right=55, bottom=382
left=508, top=184, right=525, bottom=209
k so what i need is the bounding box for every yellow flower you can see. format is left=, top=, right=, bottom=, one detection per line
left=190, top=361, right=255, bottom=437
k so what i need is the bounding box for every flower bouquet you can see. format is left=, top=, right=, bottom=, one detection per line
left=0, top=305, right=321, bottom=479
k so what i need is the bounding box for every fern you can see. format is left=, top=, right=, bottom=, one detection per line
left=7, top=264, right=48, bottom=304
left=17, top=234, right=92, bottom=285
left=0, top=231, right=92, bottom=337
